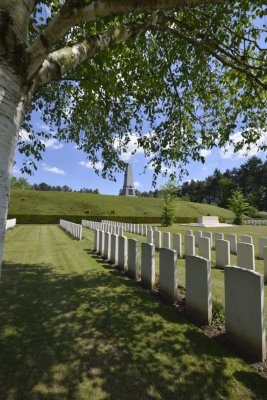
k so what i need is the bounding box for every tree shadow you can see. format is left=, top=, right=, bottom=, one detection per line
left=0, top=260, right=267, bottom=400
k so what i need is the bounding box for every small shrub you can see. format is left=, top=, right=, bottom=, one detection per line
left=212, top=301, right=225, bottom=326
left=110, top=210, right=115, bottom=214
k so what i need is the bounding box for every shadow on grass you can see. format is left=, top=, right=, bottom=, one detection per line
left=0, top=260, right=266, bottom=400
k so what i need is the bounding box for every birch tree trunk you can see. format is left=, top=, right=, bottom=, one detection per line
left=0, top=62, right=26, bottom=269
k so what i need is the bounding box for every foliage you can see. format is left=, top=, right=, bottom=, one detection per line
left=160, top=180, right=178, bottom=226
left=180, top=156, right=267, bottom=211
left=212, top=301, right=225, bottom=326
left=11, top=177, right=31, bottom=190
left=11, top=1, right=267, bottom=181
left=228, top=190, right=250, bottom=225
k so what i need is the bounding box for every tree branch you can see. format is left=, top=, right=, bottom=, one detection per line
left=27, top=0, right=223, bottom=80
left=160, top=20, right=267, bottom=89
left=32, top=16, right=156, bottom=91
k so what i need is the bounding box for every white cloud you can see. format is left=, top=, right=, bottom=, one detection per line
left=19, top=129, right=31, bottom=142
left=114, top=133, right=143, bottom=161
left=12, top=166, right=20, bottom=175
left=199, top=149, right=212, bottom=158
left=38, top=123, right=51, bottom=132
left=42, top=138, right=64, bottom=150
left=19, top=129, right=63, bottom=150
left=79, top=161, right=103, bottom=170
left=134, top=181, right=142, bottom=188
left=43, top=163, right=65, bottom=175
left=220, top=130, right=267, bottom=159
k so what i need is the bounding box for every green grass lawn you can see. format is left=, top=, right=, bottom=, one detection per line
left=1, top=225, right=267, bottom=399
left=9, top=190, right=234, bottom=219
left=122, top=224, right=267, bottom=321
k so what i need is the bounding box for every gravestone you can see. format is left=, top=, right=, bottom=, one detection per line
left=141, top=242, right=155, bottom=290
left=186, top=255, right=212, bottom=325
left=118, top=236, right=128, bottom=270
left=264, top=247, right=267, bottom=282
left=215, top=239, right=230, bottom=269
left=199, top=237, right=211, bottom=260
left=173, top=233, right=182, bottom=257
left=194, top=231, right=202, bottom=247
left=128, top=239, right=139, bottom=279
left=162, top=232, right=171, bottom=249
left=240, top=235, right=253, bottom=244
left=159, top=248, right=178, bottom=303
left=104, top=232, right=111, bottom=260
left=185, top=235, right=195, bottom=256
left=237, top=242, right=255, bottom=270
left=226, top=233, right=237, bottom=254
left=225, top=266, right=266, bottom=361
left=259, top=238, right=267, bottom=259
left=110, top=234, right=119, bottom=265
left=154, top=230, right=162, bottom=250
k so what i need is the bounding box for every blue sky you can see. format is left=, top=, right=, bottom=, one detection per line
left=13, top=110, right=267, bottom=194
left=12, top=3, right=266, bottom=195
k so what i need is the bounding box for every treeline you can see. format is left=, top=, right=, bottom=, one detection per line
left=11, top=177, right=99, bottom=194
left=180, top=157, right=267, bottom=211
left=132, top=156, right=267, bottom=212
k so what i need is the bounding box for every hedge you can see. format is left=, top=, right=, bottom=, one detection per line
left=7, top=214, right=202, bottom=224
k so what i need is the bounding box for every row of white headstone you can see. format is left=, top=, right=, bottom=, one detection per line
left=93, top=228, right=266, bottom=362
left=84, top=219, right=155, bottom=237
left=226, top=219, right=267, bottom=226
left=147, top=229, right=267, bottom=271
left=59, top=219, right=82, bottom=240
left=6, top=218, right=16, bottom=230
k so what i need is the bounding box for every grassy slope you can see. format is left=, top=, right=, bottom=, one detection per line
left=1, top=225, right=267, bottom=400
left=9, top=189, right=234, bottom=218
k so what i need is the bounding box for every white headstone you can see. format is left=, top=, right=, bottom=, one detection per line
left=240, top=235, right=253, bottom=244
left=173, top=233, right=182, bottom=257
left=199, top=237, right=211, bottom=261
left=237, top=242, right=255, bottom=270
left=110, top=234, right=119, bottom=265
left=259, top=238, right=267, bottom=259
left=154, top=230, right=162, bottom=250
left=159, top=248, right=178, bottom=303
left=162, top=232, right=171, bottom=249
left=226, top=234, right=237, bottom=254
left=185, top=255, right=212, bottom=325
left=118, top=236, right=128, bottom=270
left=215, top=239, right=230, bottom=269
left=141, top=242, right=155, bottom=290
left=185, top=235, right=195, bottom=256
left=225, top=266, right=266, bottom=361
left=128, top=239, right=139, bottom=279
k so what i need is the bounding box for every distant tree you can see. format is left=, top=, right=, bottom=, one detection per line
left=11, top=177, right=31, bottom=190
left=160, top=180, right=177, bottom=227
left=228, top=190, right=250, bottom=225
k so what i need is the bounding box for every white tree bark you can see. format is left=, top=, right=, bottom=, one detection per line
left=0, top=62, right=26, bottom=269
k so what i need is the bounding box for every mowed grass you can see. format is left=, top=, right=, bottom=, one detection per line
left=122, top=224, right=267, bottom=321
left=1, top=225, right=267, bottom=400
left=9, top=190, right=234, bottom=219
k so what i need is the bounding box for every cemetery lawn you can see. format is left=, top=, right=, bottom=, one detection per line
left=1, top=225, right=267, bottom=400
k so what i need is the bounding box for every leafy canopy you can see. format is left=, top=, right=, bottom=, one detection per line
left=21, top=1, right=267, bottom=181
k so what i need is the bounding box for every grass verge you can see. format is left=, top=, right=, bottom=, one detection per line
left=1, top=225, right=267, bottom=400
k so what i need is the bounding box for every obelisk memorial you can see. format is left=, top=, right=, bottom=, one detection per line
left=122, top=163, right=136, bottom=196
